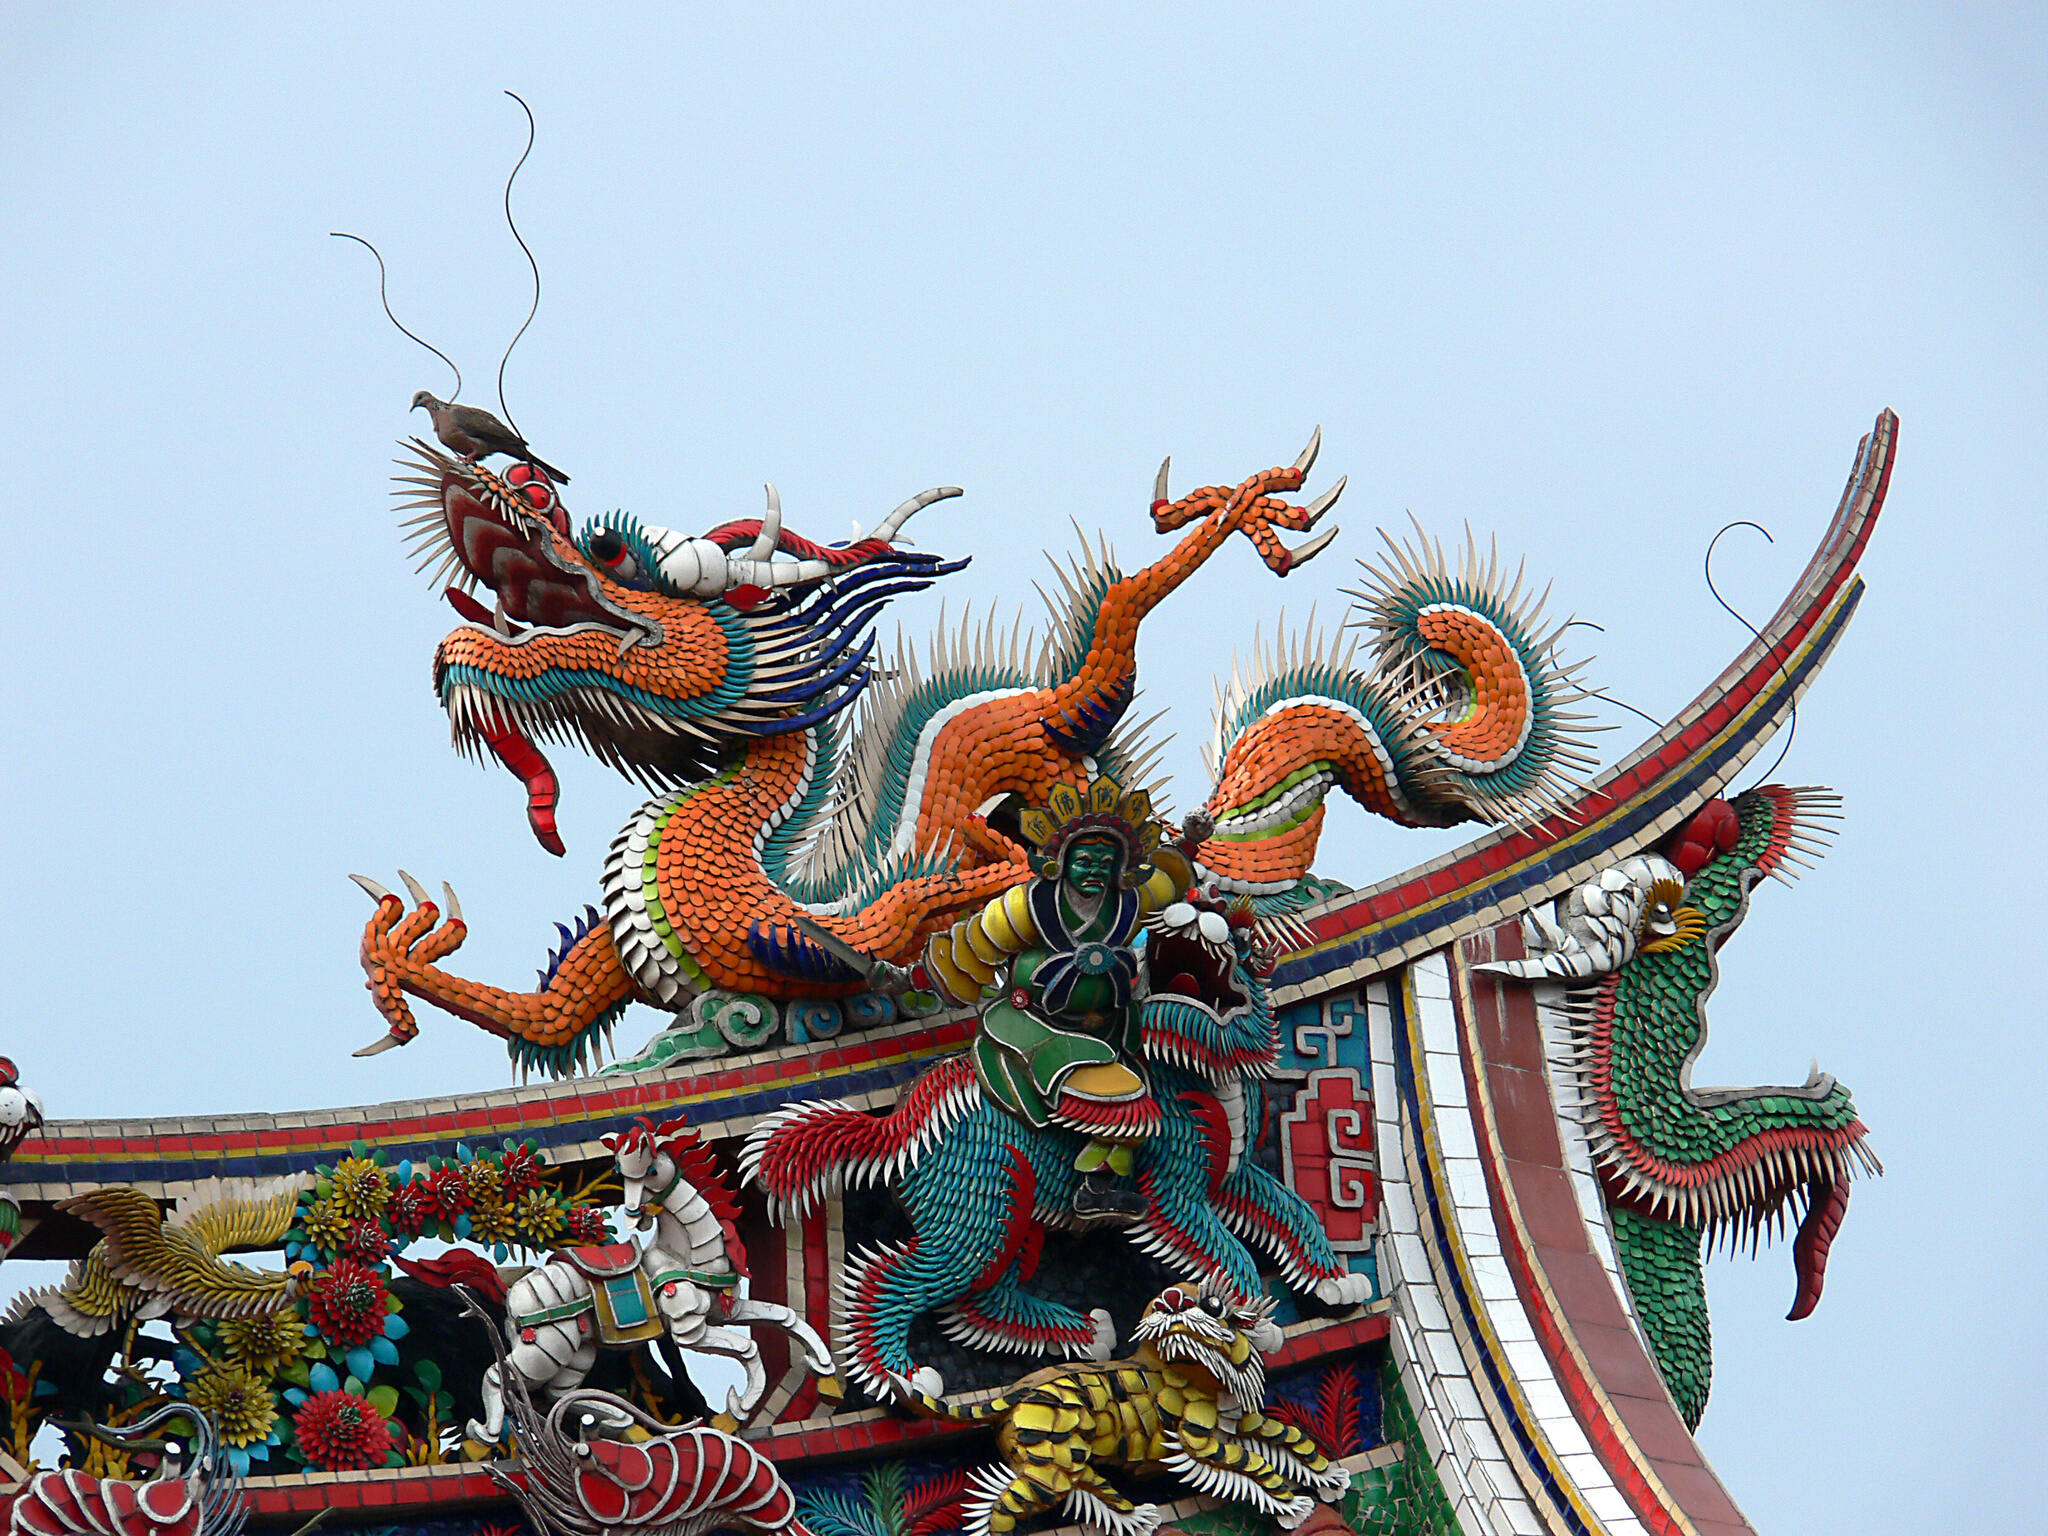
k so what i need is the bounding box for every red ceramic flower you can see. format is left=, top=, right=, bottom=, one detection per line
left=388, top=1179, right=434, bottom=1236
left=307, top=1258, right=388, bottom=1349
left=499, top=1143, right=543, bottom=1197
left=293, top=1389, right=393, bottom=1471
left=342, top=1219, right=392, bottom=1264
left=423, top=1165, right=471, bottom=1218
left=562, top=1204, right=612, bottom=1244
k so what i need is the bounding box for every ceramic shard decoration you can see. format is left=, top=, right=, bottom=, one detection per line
left=0, top=409, right=1896, bottom=1536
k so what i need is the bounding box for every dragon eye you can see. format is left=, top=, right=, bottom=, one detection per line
left=1200, top=1296, right=1223, bottom=1317
left=592, top=526, right=641, bottom=569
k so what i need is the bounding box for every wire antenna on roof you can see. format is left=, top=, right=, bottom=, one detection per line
left=1704, top=520, right=1798, bottom=786
left=496, top=90, right=544, bottom=438
left=330, top=231, right=462, bottom=400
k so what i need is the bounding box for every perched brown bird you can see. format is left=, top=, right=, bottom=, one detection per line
left=411, top=391, right=570, bottom=483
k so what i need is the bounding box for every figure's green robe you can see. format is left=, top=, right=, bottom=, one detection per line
left=970, top=880, right=1147, bottom=1129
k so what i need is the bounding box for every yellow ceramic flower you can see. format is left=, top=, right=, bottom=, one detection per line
left=513, top=1189, right=565, bottom=1246
left=469, top=1198, right=517, bottom=1246
left=187, top=1362, right=278, bottom=1447
left=300, top=1196, right=351, bottom=1252
left=329, top=1155, right=391, bottom=1219
left=217, top=1314, right=303, bottom=1377
left=463, top=1160, right=504, bottom=1205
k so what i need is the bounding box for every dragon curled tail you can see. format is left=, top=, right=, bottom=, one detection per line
left=1196, top=520, right=1598, bottom=904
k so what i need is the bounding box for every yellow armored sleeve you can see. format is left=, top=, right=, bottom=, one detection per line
left=923, top=882, right=1040, bottom=1004
left=1136, top=847, right=1196, bottom=914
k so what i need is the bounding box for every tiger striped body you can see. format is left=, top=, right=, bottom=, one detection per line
left=906, top=1282, right=1350, bottom=1536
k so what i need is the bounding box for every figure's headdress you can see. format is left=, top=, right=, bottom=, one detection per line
left=1017, top=773, right=1172, bottom=888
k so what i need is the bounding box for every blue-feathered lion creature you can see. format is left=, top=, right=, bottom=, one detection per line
left=741, top=900, right=1369, bottom=1397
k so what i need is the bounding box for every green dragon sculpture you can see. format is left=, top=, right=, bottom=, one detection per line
left=1481, top=787, right=1882, bottom=1427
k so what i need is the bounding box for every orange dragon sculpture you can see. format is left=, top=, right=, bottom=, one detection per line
left=355, top=432, right=1591, bottom=1075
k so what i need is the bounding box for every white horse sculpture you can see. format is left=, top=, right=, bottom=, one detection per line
left=470, top=1117, right=834, bottom=1441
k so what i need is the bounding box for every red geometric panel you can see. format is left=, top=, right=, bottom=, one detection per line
left=1279, top=1067, right=1378, bottom=1251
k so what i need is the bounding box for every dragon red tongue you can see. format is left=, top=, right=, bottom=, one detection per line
left=478, top=713, right=565, bottom=857
left=443, top=585, right=564, bottom=854
left=1787, top=1176, right=1849, bottom=1321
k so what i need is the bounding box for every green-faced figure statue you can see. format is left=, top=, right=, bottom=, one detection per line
left=892, top=777, right=1202, bottom=1220
left=970, top=833, right=1158, bottom=1218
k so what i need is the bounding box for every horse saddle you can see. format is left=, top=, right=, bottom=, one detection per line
left=518, top=1242, right=665, bottom=1346
left=557, top=1241, right=641, bottom=1278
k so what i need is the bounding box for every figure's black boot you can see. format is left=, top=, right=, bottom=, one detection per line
left=1074, top=1171, right=1145, bottom=1220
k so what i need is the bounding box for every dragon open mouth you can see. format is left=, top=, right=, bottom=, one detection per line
left=399, top=448, right=665, bottom=855
left=1140, top=911, right=1277, bottom=1081
left=423, top=455, right=658, bottom=650
left=1147, top=928, right=1248, bottom=1015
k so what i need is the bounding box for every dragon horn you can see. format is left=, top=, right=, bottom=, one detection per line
left=748, top=484, right=783, bottom=560
left=872, top=486, right=962, bottom=544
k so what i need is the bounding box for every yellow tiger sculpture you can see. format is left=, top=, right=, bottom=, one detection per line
left=901, top=1279, right=1351, bottom=1536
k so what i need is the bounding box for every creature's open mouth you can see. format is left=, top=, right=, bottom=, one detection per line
left=1598, top=1100, right=1879, bottom=1323
left=408, top=450, right=653, bottom=648
left=398, top=445, right=662, bottom=855
left=1147, top=929, right=1247, bottom=1016
left=1141, top=922, right=1276, bottom=1081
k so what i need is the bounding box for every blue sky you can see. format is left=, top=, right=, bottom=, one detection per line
left=2, top=6, right=2041, bottom=1530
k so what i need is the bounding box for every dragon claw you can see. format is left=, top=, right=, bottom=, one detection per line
left=1086, top=1307, right=1116, bottom=1359
left=1293, top=425, right=1322, bottom=476
left=1153, top=456, right=1171, bottom=506
left=355, top=872, right=462, bottom=1054
left=1301, top=475, right=1346, bottom=527
left=1282, top=526, right=1340, bottom=572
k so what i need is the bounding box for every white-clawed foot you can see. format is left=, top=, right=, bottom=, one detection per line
left=1275, top=1494, right=1318, bottom=1530
left=1310, top=1464, right=1354, bottom=1500
left=880, top=1363, right=947, bottom=1406
left=1086, top=1307, right=1117, bottom=1360
left=1062, top=1490, right=1165, bottom=1536
left=1312, top=1271, right=1372, bottom=1306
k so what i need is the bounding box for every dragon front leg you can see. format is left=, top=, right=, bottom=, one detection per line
left=353, top=873, right=635, bottom=1074
left=940, top=1269, right=1116, bottom=1364
left=837, top=1234, right=985, bottom=1398
left=1131, top=1082, right=1267, bottom=1298
left=1038, top=441, right=1343, bottom=745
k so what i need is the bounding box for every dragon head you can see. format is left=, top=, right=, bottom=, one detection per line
left=1485, top=790, right=1880, bottom=1335
left=1132, top=1276, right=1282, bottom=1408
left=395, top=442, right=964, bottom=851
left=1140, top=889, right=1297, bottom=1082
